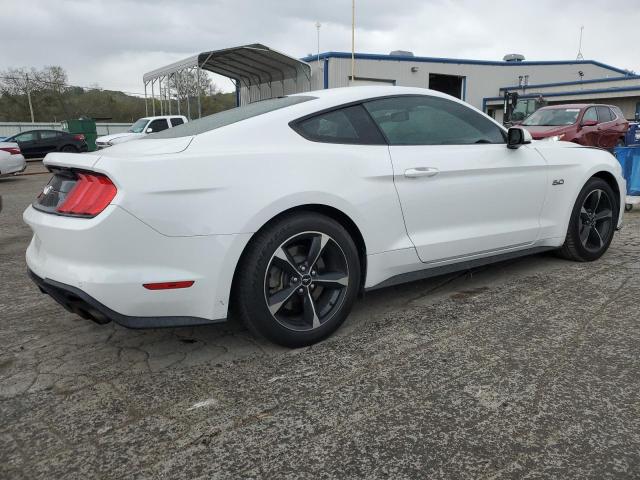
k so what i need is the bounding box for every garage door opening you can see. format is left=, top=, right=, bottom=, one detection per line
left=429, top=73, right=464, bottom=99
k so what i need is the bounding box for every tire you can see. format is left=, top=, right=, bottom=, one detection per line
left=61, top=145, right=78, bottom=153
left=233, top=212, right=361, bottom=348
left=557, top=177, right=617, bottom=262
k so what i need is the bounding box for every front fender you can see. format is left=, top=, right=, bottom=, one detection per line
left=535, top=144, right=625, bottom=242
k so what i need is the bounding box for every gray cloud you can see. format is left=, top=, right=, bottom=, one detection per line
left=4, top=0, right=638, bottom=94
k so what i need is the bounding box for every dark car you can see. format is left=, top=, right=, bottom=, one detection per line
left=521, top=104, right=629, bottom=149
left=4, top=130, right=88, bottom=159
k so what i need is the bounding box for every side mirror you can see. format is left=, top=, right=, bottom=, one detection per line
left=507, top=127, right=532, bottom=149
left=145, top=127, right=153, bottom=133
left=581, top=119, right=598, bottom=127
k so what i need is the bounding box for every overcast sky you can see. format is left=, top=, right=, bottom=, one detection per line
left=4, top=0, right=639, bottom=94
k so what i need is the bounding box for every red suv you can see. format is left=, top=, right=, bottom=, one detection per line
left=521, top=104, right=629, bottom=148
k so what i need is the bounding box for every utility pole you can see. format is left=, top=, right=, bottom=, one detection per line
left=351, top=0, right=356, bottom=84
left=25, top=74, right=35, bottom=123
left=316, top=21, right=321, bottom=65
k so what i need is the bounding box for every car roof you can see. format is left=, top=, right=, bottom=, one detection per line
left=12, top=129, right=64, bottom=133
left=291, top=85, right=450, bottom=103
left=142, top=115, right=186, bottom=120
left=539, top=103, right=615, bottom=110
left=287, top=86, right=488, bottom=117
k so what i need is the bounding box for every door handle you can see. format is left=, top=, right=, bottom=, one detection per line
left=404, top=167, right=439, bottom=178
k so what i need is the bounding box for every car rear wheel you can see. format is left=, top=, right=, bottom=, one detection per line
left=234, top=213, right=361, bottom=348
left=61, top=145, right=77, bottom=153
left=558, top=177, right=617, bottom=262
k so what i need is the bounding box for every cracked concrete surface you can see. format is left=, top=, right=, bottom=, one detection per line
left=1, top=172, right=639, bottom=479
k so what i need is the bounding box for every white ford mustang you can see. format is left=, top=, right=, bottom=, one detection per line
left=25, top=86, right=625, bottom=347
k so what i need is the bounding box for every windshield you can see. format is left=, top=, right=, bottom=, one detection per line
left=522, top=108, right=580, bottom=126
left=128, top=118, right=149, bottom=133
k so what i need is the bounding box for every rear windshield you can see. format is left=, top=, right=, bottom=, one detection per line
left=148, top=96, right=316, bottom=139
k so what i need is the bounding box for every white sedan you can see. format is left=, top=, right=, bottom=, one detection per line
left=0, top=142, right=26, bottom=177
left=24, top=87, right=625, bottom=347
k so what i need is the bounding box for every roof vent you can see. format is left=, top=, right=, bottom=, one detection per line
left=390, top=50, right=414, bottom=57
left=503, top=53, right=525, bottom=62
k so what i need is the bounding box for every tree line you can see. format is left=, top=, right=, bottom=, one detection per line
left=0, top=66, right=236, bottom=123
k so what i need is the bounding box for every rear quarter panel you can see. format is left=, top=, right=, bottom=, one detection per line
left=92, top=114, right=412, bottom=256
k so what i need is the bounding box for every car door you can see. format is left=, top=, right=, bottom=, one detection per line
left=146, top=119, right=170, bottom=134
left=579, top=107, right=600, bottom=146
left=363, top=95, right=548, bottom=264
left=37, top=130, right=61, bottom=155
left=13, top=131, right=39, bottom=157
left=596, top=106, right=617, bottom=148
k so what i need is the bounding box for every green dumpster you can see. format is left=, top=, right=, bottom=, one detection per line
left=61, top=118, right=97, bottom=152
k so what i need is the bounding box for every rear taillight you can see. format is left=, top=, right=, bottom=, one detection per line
left=56, top=172, right=117, bottom=217
left=73, top=134, right=85, bottom=141
left=0, top=146, right=21, bottom=155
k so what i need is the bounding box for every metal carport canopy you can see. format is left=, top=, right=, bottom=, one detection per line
left=143, top=44, right=311, bottom=107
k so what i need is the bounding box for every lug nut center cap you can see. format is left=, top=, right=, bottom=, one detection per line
left=301, top=275, right=312, bottom=286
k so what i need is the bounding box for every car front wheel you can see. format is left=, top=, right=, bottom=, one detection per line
left=558, top=177, right=617, bottom=261
left=234, top=212, right=361, bottom=347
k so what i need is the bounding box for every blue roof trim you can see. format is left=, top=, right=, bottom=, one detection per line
left=499, top=75, right=640, bottom=91
left=300, top=51, right=630, bottom=76
left=483, top=85, right=640, bottom=105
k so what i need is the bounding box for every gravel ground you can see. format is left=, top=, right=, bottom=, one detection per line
left=1, top=171, right=639, bottom=479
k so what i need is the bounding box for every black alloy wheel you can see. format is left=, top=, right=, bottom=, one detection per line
left=264, top=231, right=349, bottom=332
left=234, top=213, right=360, bottom=347
left=578, top=189, right=614, bottom=253
left=558, top=177, right=617, bottom=262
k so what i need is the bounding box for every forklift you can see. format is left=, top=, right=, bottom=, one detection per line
left=503, top=91, right=547, bottom=127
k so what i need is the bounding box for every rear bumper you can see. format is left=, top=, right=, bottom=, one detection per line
left=1, top=155, right=26, bottom=176
left=24, top=204, right=252, bottom=325
left=28, top=269, right=220, bottom=329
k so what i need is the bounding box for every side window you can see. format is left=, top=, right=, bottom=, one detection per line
left=170, top=117, right=184, bottom=127
left=39, top=131, right=59, bottom=139
left=147, top=119, right=169, bottom=132
left=363, top=95, right=505, bottom=145
left=15, top=132, right=38, bottom=142
left=292, top=105, right=386, bottom=144
left=612, top=106, right=624, bottom=120
left=582, top=107, right=598, bottom=123
left=597, top=106, right=613, bottom=123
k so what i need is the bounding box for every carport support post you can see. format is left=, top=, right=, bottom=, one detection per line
left=176, top=72, right=181, bottom=115
left=167, top=75, right=172, bottom=115
left=196, top=66, right=202, bottom=118
left=144, top=82, right=148, bottom=117
left=186, top=73, right=191, bottom=120
left=151, top=79, right=156, bottom=116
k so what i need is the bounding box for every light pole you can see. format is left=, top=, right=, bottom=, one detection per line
left=316, top=21, right=321, bottom=65
left=351, top=0, right=356, bottom=85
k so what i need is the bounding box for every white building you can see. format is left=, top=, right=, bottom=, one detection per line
left=295, top=51, right=640, bottom=123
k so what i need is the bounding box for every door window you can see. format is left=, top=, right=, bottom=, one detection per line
left=39, top=131, right=60, bottom=139
left=363, top=95, right=505, bottom=145
left=15, top=132, right=38, bottom=142
left=170, top=117, right=184, bottom=127
left=596, top=106, right=613, bottom=123
left=147, top=119, right=169, bottom=132
left=292, top=105, right=386, bottom=144
left=582, top=107, right=598, bottom=123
